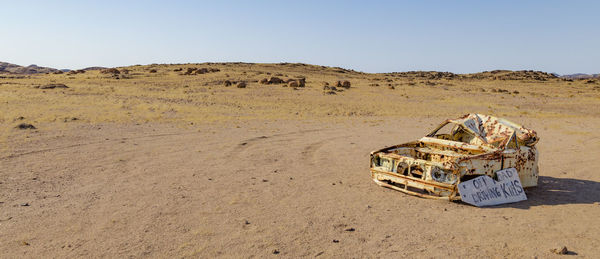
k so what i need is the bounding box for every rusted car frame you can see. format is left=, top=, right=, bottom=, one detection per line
left=370, top=114, right=539, bottom=200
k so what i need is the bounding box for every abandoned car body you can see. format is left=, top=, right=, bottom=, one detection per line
left=370, top=114, right=539, bottom=200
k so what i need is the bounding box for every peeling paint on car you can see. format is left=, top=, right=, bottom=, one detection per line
left=370, top=114, right=539, bottom=201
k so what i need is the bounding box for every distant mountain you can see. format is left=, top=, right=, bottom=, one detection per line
left=463, top=70, right=558, bottom=81
left=82, top=66, right=107, bottom=71
left=2, top=60, right=598, bottom=80
left=560, top=73, right=600, bottom=79
left=0, top=62, right=60, bottom=74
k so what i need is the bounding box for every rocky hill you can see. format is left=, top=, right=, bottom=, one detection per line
left=560, top=73, right=600, bottom=79
left=463, top=70, right=559, bottom=81
left=0, top=62, right=59, bottom=74
left=1, top=60, right=594, bottom=82
left=381, top=70, right=559, bottom=81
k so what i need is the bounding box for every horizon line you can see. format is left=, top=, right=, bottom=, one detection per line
left=2, top=60, right=598, bottom=76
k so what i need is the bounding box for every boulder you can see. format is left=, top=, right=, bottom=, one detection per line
left=550, top=246, right=568, bottom=255
left=16, top=123, right=36, bottom=129
left=39, top=83, right=69, bottom=89
left=297, top=78, right=306, bottom=87
left=236, top=82, right=247, bottom=88
left=100, top=68, right=120, bottom=74
left=268, top=77, right=285, bottom=84
left=195, top=68, right=209, bottom=74
left=184, top=68, right=197, bottom=75
left=341, top=80, right=351, bottom=88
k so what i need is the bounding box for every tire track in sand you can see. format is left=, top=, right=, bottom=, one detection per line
left=300, top=135, right=350, bottom=165
left=228, top=128, right=327, bottom=159
left=1, top=131, right=203, bottom=160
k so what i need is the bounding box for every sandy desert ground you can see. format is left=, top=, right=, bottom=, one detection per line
left=1, top=63, right=600, bottom=258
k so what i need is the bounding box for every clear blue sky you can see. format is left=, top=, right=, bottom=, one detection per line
left=1, top=0, right=598, bottom=74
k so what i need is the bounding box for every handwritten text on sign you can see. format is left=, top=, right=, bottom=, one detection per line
left=458, top=168, right=527, bottom=207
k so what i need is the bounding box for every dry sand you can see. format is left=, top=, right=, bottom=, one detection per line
left=1, top=64, right=599, bottom=258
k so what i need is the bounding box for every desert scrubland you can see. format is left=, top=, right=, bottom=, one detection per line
left=1, top=63, right=600, bottom=258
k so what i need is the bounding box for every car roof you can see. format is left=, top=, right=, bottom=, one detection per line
left=448, top=114, right=537, bottom=146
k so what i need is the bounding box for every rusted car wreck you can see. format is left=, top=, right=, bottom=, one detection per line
left=370, top=114, right=539, bottom=200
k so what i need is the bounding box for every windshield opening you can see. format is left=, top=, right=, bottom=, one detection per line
left=428, top=122, right=482, bottom=145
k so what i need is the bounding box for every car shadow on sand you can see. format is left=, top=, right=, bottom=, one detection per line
left=489, top=176, right=600, bottom=209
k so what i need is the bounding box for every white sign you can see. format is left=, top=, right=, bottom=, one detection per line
left=458, top=168, right=527, bottom=207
